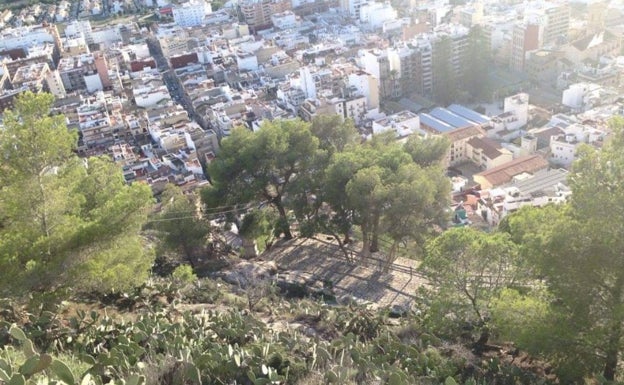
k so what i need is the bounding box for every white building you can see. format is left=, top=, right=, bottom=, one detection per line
left=359, top=2, right=397, bottom=29
left=0, top=25, right=57, bottom=51
left=561, top=82, right=618, bottom=113
left=348, top=71, right=379, bottom=110
left=172, top=0, right=212, bottom=27
left=340, top=0, right=365, bottom=19
left=372, top=110, right=421, bottom=137
left=134, top=87, right=171, bottom=108
left=490, top=93, right=529, bottom=139
left=299, top=67, right=316, bottom=100
left=236, top=51, right=259, bottom=71
left=45, top=70, right=66, bottom=98
left=270, top=11, right=297, bottom=30
left=65, top=20, right=93, bottom=43
left=131, top=72, right=172, bottom=108
left=331, top=95, right=368, bottom=125
left=550, top=123, right=606, bottom=167
left=84, top=72, right=103, bottom=93
left=360, top=48, right=401, bottom=99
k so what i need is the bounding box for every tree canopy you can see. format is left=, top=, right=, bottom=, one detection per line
left=500, top=117, right=624, bottom=381
left=420, top=227, right=524, bottom=348
left=203, top=119, right=319, bottom=240
left=0, top=92, right=154, bottom=297
left=153, top=184, right=209, bottom=263
left=203, top=117, right=450, bottom=264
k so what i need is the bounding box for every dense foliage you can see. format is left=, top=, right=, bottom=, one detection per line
left=0, top=92, right=154, bottom=299
left=6, top=92, right=624, bottom=383
left=203, top=116, right=451, bottom=264
left=498, top=117, right=624, bottom=382
left=0, top=279, right=555, bottom=385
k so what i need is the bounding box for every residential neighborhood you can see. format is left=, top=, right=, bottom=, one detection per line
left=5, top=0, right=624, bottom=382
left=0, top=0, right=621, bottom=218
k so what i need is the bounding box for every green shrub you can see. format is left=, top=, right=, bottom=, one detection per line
left=171, top=264, right=196, bottom=285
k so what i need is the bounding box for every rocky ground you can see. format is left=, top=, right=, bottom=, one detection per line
left=218, top=236, right=429, bottom=310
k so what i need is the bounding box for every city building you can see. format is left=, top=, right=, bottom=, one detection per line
left=340, top=0, right=365, bottom=19
left=474, top=154, right=549, bottom=190
left=239, top=0, right=292, bottom=32
left=172, top=0, right=212, bottom=27
left=57, top=53, right=109, bottom=92
left=359, top=2, right=397, bottom=30
left=524, top=1, right=570, bottom=47
left=372, top=110, right=421, bottom=137
left=12, top=62, right=66, bottom=98
left=550, top=123, right=606, bottom=167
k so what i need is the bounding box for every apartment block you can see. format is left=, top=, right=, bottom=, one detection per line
left=239, top=0, right=292, bottom=32
left=173, top=0, right=212, bottom=27
left=12, top=62, right=66, bottom=98
left=57, top=53, right=109, bottom=92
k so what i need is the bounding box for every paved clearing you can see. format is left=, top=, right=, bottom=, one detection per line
left=262, top=237, right=429, bottom=309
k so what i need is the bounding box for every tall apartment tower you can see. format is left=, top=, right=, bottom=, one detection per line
left=396, top=40, right=433, bottom=97
left=542, top=3, right=570, bottom=46
left=339, top=0, right=365, bottom=19
left=239, top=0, right=292, bottom=32
left=510, top=23, right=540, bottom=71
left=525, top=2, right=570, bottom=47
left=587, top=1, right=608, bottom=34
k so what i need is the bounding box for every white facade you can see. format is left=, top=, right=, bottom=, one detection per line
left=65, top=20, right=93, bottom=43
left=330, top=96, right=369, bottom=125
left=372, top=111, right=421, bottom=137
left=490, top=93, right=529, bottom=138
left=45, top=70, right=66, bottom=98
left=271, top=11, right=297, bottom=30
left=359, top=2, right=397, bottom=29
left=361, top=48, right=400, bottom=78
left=340, top=0, right=365, bottom=18
left=135, top=88, right=171, bottom=108
left=560, top=82, right=617, bottom=113
left=0, top=26, right=56, bottom=51
left=503, top=93, right=529, bottom=131
left=91, top=27, right=122, bottom=46
left=550, top=123, right=606, bottom=167
left=125, top=43, right=151, bottom=60
left=348, top=71, right=379, bottom=110
left=300, top=67, right=316, bottom=100
left=562, top=82, right=591, bottom=111
left=84, top=73, right=103, bottom=93
left=173, top=0, right=212, bottom=27
left=236, top=52, right=259, bottom=71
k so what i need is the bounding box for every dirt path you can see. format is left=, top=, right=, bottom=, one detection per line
left=262, top=237, right=429, bottom=309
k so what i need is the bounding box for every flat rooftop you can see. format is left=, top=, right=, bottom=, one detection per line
left=419, top=112, right=454, bottom=133
left=500, top=167, right=569, bottom=196
left=447, top=104, right=491, bottom=125
left=430, top=107, right=476, bottom=129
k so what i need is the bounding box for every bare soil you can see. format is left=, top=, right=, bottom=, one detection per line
left=261, top=236, right=429, bottom=309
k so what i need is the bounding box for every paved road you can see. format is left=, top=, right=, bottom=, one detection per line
left=147, top=35, right=195, bottom=118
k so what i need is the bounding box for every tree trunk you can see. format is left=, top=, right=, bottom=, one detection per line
left=370, top=213, right=380, bottom=252
left=473, top=326, right=490, bottom=355
left=335, top=236, right=352, bottom=263
left=603, top=277, right=624, bottom=381
left=603, top=316, right=621, bottom=381
left=604, top=340, right=619, bottom=382
left=241, top=237, right=258, bottom=259
left=274, top=200, right=292, bottom=240
left=361, top=228, right=371, bottom=261
left=383, top=240, right=398, bottom=273
left=183, top=245, right=196, bottom=268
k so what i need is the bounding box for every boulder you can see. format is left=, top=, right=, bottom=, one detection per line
left=389, top=304, right=410, bottom=318
left=219, top=261, right=277, bottom=288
